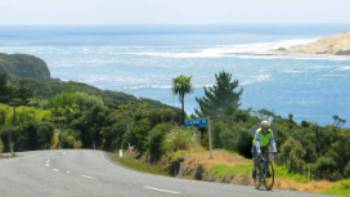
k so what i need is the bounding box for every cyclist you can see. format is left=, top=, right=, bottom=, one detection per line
left=252, top=120, right=277, bottom=179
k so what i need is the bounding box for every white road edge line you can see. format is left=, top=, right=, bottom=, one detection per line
left=66, top=170, right=70, bottom=174
left=53, top=168, right=59, bottom=172
left=80, top=174, right=95, bottom=180
left=100, top=152, right=115, bottom=167
left=45, top=163, right=50, bottom=167
left=11, top=153, right=40, bottom=161
left=144, top=186, right=181, bottom=195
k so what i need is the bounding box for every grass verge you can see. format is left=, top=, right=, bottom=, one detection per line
left=109, top=153, right=169, bottom=176
left=323, top=179, right=350, bottom=196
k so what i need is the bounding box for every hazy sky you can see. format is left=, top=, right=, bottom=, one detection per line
left=0, top=0, right=349, bottom=25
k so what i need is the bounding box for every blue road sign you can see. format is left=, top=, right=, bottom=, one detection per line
left=184, top=118, right=208, bottom=128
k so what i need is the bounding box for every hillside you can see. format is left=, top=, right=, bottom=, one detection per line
left=0, top=53, right=51, bottom=80
left=0, top=52, right=173, bottom=109
left=10, top=77, right=173, bottom=109
left=285, top=31, right=350, bottom=55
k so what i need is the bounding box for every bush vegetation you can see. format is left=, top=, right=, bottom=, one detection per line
left=0, top=73, right=181, bottom=156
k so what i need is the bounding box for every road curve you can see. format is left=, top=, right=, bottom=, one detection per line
left=0, top=150, right=336, bottom=197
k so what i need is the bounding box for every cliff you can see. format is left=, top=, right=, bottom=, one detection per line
left=0, top=53, right=51, bottom=80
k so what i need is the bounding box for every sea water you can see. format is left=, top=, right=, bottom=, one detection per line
left=1, top=25, right=350, bottom=126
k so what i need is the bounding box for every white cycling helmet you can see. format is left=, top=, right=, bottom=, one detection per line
left=260, top=120, right=270, bottom=128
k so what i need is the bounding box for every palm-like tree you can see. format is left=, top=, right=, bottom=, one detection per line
left=333, top=114, right=347, bottom=127
left=172, top=75, right=193, bottom=123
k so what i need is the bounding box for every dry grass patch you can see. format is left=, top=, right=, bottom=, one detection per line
left=276, top=179, right=334, bottom=193
left=183, top=149, right=249, bottom=169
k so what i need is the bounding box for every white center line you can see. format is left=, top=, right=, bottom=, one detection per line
left=52, top=168, right=60, bottom=172
left=80, top=174, right=95, bottom=180
left=144, top=186, right=181, bottom=195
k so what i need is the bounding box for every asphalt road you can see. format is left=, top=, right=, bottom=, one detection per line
left=0, top=150, right=336, bottom=197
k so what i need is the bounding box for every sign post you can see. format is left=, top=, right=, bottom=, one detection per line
left=207, top=116, right=213, bottom=159
left=184, top=117, right=213, bottom=159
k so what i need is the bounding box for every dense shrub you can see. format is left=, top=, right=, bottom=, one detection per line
left=312, top=155, right=339, bottom=180
left=149, top=108, right=180, bottom=126
left=147, top=123, right=173, bottom=162
left=344, top=162, right=350, bottom=178
left=279, top=138, right=306, bottom=173
left=101, top=122, right=126, bottom=151
left=16, top=122, right=39, bottom=151
left=209, top=118, right=253, bottom=158
left=162, top=126, right=200, bottom=153
left=60, top=130, right=82, bottom=149
left=37, top=122, right=55, bottom=149
left=123, top=118, right=152, bottom=155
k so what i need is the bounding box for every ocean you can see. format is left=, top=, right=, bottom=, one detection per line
left=1, top=25, right=350, bottom=126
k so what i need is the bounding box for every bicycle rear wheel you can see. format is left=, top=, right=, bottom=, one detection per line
left=264, top=162, right=275, bottom=190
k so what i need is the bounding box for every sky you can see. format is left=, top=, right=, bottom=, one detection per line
left=0, top=0, right=350, bottom=25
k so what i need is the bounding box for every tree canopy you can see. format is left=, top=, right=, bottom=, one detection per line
left=195, top=71, right=243, bottom=117
left=172, top=75, right=193, bottom=123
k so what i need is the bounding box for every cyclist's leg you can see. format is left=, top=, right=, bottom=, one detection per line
left=251, top=145, right=256, bottom=179
left=251, top=146, right=258, bottom=178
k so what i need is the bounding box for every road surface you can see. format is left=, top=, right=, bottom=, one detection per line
left=0, top=150, right=336, bottom=197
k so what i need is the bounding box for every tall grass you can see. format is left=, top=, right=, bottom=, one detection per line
left=210, top=164, right=251, bottom=178
left=323, top=179, right=350, bottom=196
left=110, top=153, right=169, bottom=176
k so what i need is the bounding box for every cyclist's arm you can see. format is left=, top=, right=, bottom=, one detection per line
left=270, top=132, right=277, bottom=153
left=255, top=133, right=262, bottom=154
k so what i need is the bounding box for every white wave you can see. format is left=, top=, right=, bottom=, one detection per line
left=3, top=41, right=350, bottom=62
left=126, top=38, right=319, bottom=59
left=282, top=69, right=303, bottom=74
left=117, top=75, right=271, bottom=90
left=241, top=74, right=271, bottom=86
left=342, top=66, right=350, bottom=71
left=80, top=75, right=156, bottom=85
left=336, top=65, right=350, bottom=71
left=231, top=54, right=350, bottom=61
left=119, top=85, right=172, bottom=90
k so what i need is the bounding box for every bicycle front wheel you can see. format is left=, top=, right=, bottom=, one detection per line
left=254, top=168, right=262, bottom=190
left=254, top=161, right=263, bottom=190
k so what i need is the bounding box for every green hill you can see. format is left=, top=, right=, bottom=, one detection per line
left=0, top=53, right=51, bottom=80
left=11, top=77, right=172, bottom=109
left=0, top=52, right=171, bottom=109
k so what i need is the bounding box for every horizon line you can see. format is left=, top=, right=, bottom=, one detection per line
left=1, top=22, right=350, bottom=27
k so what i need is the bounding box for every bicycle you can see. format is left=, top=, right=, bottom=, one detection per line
left=253, top=153, right=275, bottom=190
